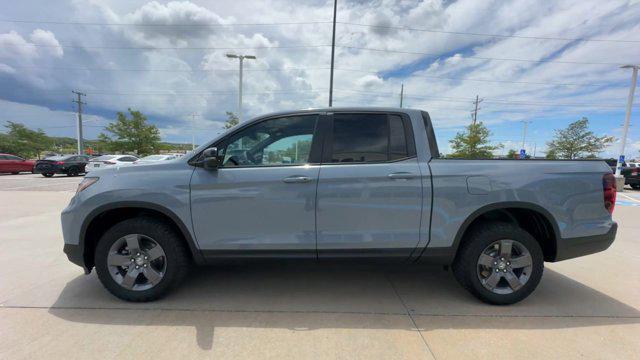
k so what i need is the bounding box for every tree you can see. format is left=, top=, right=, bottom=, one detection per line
left=449, top=122, right=501, bottom=159
left=545, top=148, right=558, bottom=159
left=506, top=149, right=518, bottom=159
left=223, top=112, right=239, bottom=129
left=0, top=121, right=51, bottom=158
left=99, top=109, right=161, bottom=155
left=546, top=117, right=614, bottom=159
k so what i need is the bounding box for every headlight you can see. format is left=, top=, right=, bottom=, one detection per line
left=76, top=177, right=99, bottom=194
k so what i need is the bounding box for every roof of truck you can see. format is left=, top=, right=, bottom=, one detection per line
left=252, top=107, right=423, bottom=120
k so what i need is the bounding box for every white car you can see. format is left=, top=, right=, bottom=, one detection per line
left=87, top=155, right=139, bottom=172
left=133, top=154, right=179, bottom=165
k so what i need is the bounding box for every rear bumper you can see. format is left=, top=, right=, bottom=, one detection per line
left=554, top=222, right=617, bottom=261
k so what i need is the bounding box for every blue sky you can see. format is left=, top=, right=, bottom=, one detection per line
left=0, top=0, right=639, bottom=157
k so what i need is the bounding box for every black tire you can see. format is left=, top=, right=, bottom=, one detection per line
left=452, top=222, right=544, bottom=305
left=66, top=167, right=79, bottom=177
left=94, top=217, right=190, bottom=302
left=631, top=184, right=640, bottom=190
left=11, top=172, right=19, bottom=175
left=42, top=173, right=54, bottom=177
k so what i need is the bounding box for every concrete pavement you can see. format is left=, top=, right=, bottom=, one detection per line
left=0, top=174, right=639, bottom=359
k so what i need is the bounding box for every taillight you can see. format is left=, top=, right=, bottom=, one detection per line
left=633, top=169, right=639, bottom=176
left=603, top=173, right=616, bottom=215
left=104, top=161, right=116, bottom=165
left=55, top=161, right=64, bottom=165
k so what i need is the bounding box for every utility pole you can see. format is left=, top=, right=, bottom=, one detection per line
left=399, top=84, right=404, bottom=108
left=225, top=54, right=256, bottom=123
left=615, top=65, right=639, bottom=185
left=471, top=95, right=483, bottom=125
left=521, top=120, right=531, bottom=153
left=191, top=113, right=199, bottom=151
left=72, top=91, right=86, bottom=155
left=328, top=0, right=337, bottom=107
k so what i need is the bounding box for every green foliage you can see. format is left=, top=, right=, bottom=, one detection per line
left=223, top=112, right=239, bottom=129
left=0, top=121, right=52, bottom=158
left=99, top=108, right=161, bottom=156
left=506, top=149, right=518, bottom=159
left=545, top=148, right=558, bottom=159
left=546, top=117, right=615, bottom=159
left=449, top=122, right=501, bottom=159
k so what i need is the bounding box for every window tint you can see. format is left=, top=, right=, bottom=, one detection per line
left=220, top=115, right=317, bottom=167
left=389, top=115, right=408, bottom=160
left=330, top=113, right=388, bottom=163
left=119, top=156, right=137, bottom=162
left=0, top=155, right=7, bottom=160
left=6, top=155, right=23, bottom=160
left=421, top=111, right=440, bottom=158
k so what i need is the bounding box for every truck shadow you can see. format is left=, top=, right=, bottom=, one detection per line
left=48, top=264, right=640, bottom=350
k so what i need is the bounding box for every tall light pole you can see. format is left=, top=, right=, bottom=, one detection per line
left=520, top=120, right=531, bottom=158
left=328, top=0, right=337, bottom=107
left=226, top=53, right=256, bottom=123
left=615, top=65, right=639, bottom=182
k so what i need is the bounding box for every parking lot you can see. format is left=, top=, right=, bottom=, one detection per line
left=1, top=173, right=639, bottom=359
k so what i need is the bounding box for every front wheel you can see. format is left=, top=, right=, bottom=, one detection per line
left=42, top=173, right=54, bottom=177
left=452, top=222, right=544, bottom=305
left=94, top=217, right=190, bottom=302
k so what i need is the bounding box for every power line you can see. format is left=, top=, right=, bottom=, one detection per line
left=0, top=19, right=332, bottom=27
left=336, top=46, right=630, bottom=66
left=4, top=64, right=618, bottom=88
left=11, top=43, right=331, bottom=51
left=336, top=21, right=640, bottom=43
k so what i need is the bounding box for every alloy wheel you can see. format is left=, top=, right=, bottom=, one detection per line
left=107, top=234, right=167, bottom=291
left=476, top=239, right=533, bottom=295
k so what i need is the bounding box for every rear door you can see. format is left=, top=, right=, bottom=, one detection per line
left=316, top=112, right=423, bottom=259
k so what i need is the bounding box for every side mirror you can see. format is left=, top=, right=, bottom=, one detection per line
left=202, top=147, right=221, bottom=170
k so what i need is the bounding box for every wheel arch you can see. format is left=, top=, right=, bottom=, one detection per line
left=80, top=201, right=204, bottom=270
left=451, top=202, right=560, bottom=262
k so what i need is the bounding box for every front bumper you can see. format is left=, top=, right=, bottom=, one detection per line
left=554, top=222, right=617, bottom=261
left=625, top=177, right=640, bottom=185
left=63, top=243, right=90, bottom=273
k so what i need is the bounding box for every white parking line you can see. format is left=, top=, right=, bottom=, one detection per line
left=618, top=193, right=640, bottom=204
left=2, top=182, right=81, bottom=190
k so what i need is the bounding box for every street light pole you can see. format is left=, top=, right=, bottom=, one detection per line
left=226, top=53, right=256, bottom=123
left=615, top=65, right=639, bottom=180
left=328, top=0, right=337, bottom=107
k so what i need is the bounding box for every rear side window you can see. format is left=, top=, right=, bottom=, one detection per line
left=421, top=111, right=439, bottom=158
left=328, top=113, right=414, bottom=163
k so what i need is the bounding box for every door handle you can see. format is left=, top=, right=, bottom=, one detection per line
left=282, top=175, right=312, bottom=183
left=388, top=172, right=418, bottom=180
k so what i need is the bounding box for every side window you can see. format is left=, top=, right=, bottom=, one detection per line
left=67, top=157, right=78, bottom=162
left=0, top=155, right=7, bottom=160
left=220, top=115, right=317, bottom=167
left=389, top=115, right=408, bottom=160
left=421, top=111, right=440, bottom=158
left=6, top=155, right=23, bottom=161
left=328, top=113, right=413, bottom=163
left=120, top=156, right=137, bottom=162
left=330, top=113, right=388, bottom=163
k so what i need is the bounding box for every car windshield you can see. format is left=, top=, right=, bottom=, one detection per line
left=93, top=155, right=116, bottom=161
left=140, top=155, right=167, bottom=161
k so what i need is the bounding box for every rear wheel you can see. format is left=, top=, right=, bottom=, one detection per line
left=453, top=222, right=544, bottom=305
left=11, top=172, right=19, bottom=175
left=631, top=184, right=640, bottom=190
left=67, top=167, right=79, bottom=177
left=42, top=173, right=54, bottom=177
left=94, top=217, right=190, bottom=302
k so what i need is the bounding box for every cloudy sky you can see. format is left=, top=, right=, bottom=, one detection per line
left=1, top=0, right=639, bottom=156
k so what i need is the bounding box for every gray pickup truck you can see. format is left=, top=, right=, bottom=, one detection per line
left=62, top=107, right=618, bottom=304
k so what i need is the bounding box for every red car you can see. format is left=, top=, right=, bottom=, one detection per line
left=0, top=153, right=36, bottom=174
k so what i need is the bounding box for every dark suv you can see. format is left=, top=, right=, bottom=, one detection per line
left=35, top=155, right=90, bottom=177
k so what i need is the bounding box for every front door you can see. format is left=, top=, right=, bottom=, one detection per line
left=190, top=114, right=322, bottom=257
left=316, top=112, right=423, bottom=259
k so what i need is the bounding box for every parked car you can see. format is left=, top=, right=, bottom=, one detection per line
left=622, top=163, right=640, bottom=189
left=133, top=154, right=178, bottom=164
left=0, top=153, right=35, bottom=174
left=86, top=155, right=139, bottom=172
left=35, top=155, right=89, bottom=177
left=62, top=108, right=617, bottom=304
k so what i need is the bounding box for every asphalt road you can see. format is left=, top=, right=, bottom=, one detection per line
left=0, top=173, right=639, bottom=359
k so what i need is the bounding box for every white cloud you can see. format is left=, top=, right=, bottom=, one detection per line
left=30, top=29, right=63, bottom=58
